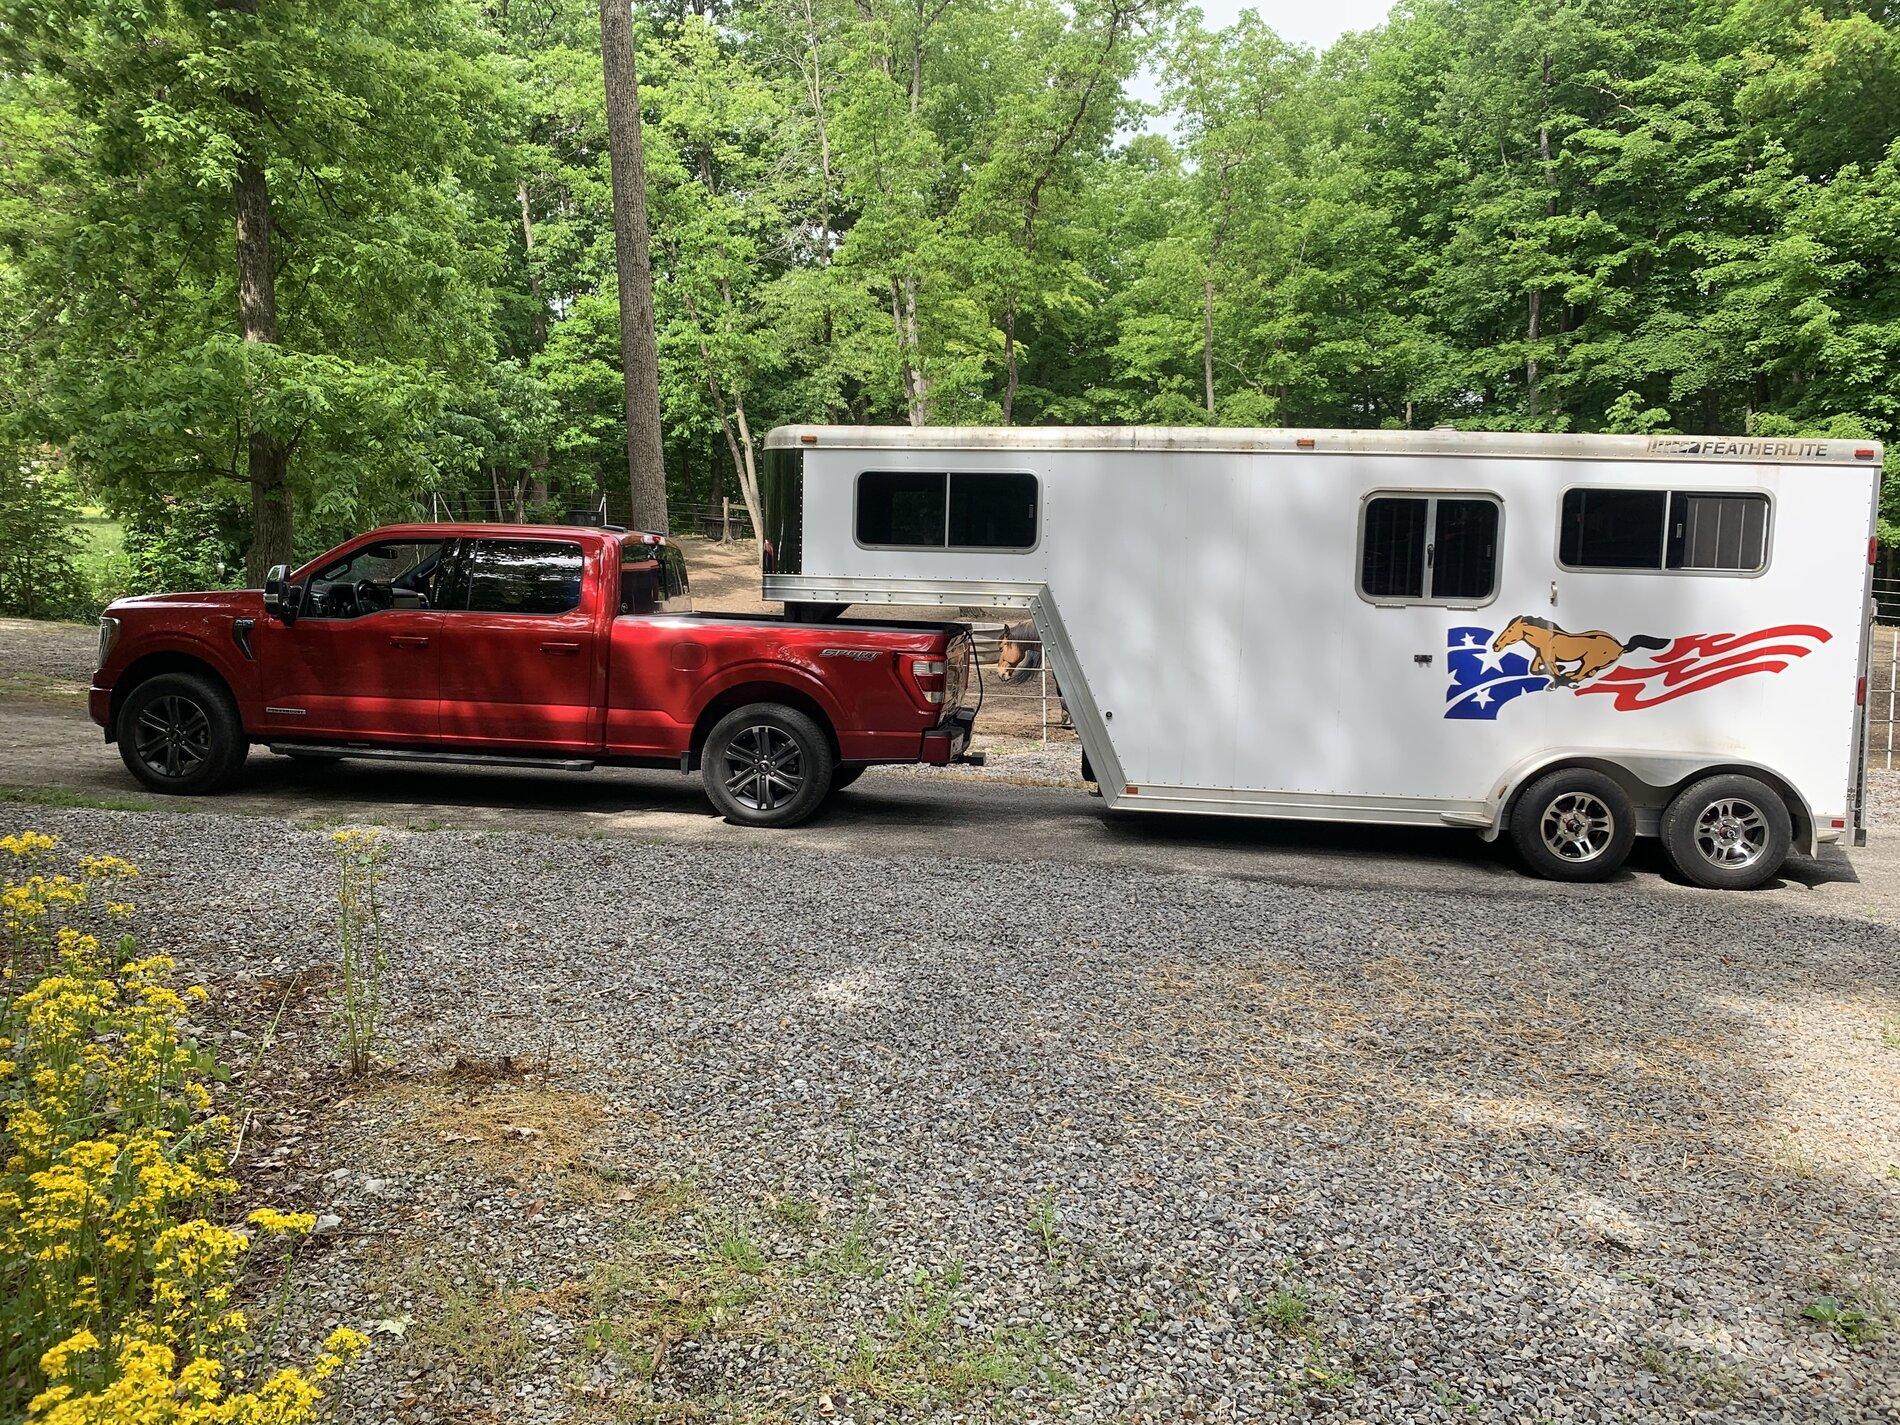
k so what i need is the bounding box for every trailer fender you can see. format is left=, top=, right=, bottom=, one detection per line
left=1485, top=751, right=1818, bottom=855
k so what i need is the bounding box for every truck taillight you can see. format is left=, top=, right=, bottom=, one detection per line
left=904, top=656, right=947, bottom=706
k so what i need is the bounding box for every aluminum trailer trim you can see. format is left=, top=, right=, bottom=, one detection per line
left=765, top=425, right=1875, bottom=467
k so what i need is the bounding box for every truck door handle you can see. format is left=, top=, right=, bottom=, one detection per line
left=390, top=635, right=430, bottom=649
left=540, top=640, right=581, bottom=655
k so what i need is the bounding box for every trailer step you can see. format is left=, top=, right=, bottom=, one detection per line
left=268, top=743, right=596, bottom=773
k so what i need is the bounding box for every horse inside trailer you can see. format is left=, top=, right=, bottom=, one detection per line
left=759, top=426, right=1880, bottom=889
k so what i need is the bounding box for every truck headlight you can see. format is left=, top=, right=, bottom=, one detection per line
left=96, top=616, right=121, bottom=670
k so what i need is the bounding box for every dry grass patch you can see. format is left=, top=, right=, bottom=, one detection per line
left=362, top=1068, right=618, bottom=1199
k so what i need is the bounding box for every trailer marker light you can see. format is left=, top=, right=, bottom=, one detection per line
left=1125, top=785, right=1139, bottom=795
left=1295, top=437, right=1316, bottom=449
left=1831, top=818, right=1847, bottom=829
left=800, top=433, right=817, bottom=445
left=1858, top=676, right=1866, bottom=706
left=1855, top=447, right=1876, bottom=459
left=1870, top=537, right=1879, bottom=565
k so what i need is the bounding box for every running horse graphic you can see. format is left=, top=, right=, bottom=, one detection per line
left=1491, top=616, right=1670, bottom=688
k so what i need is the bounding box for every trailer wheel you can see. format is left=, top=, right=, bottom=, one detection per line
left=116, top=672, right=248, bottom=796
left=1660, top=774, right=1791, bottom=890
left=702, top=703, right=834, bottom=828
left=1509, top=768, right=1635, bottom=882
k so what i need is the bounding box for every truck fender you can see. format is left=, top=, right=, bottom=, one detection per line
left=686, top=662, right=849, bottom=758
left=107, top=635, right=254, bottom=735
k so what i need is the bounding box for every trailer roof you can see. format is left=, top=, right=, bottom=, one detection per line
left=765, top=425, right=1881, bottom=467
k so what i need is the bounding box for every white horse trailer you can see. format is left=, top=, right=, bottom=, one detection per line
left=760, top=427, right=1882, bottom=889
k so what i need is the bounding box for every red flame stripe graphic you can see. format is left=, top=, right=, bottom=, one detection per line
left=1574, top=625, right=1831, bottom=711
left=1565, top=627, right=1831, bottom=710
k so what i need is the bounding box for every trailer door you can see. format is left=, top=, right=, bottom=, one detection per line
left=1347, top=490, right=1525, bottom=802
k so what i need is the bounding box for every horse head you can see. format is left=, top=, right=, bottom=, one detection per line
left=996, top=621, right=1042, bottom=683
left=1492, top=616, right=1532, bottom=652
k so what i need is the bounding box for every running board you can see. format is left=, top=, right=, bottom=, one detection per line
left=267, top=743, right=596, bottom=772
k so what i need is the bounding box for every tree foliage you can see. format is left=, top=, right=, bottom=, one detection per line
left=3, top=0, right=1898, bottom=573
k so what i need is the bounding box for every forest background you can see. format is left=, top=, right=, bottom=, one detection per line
left=2, top=0, right=1897, bottom=614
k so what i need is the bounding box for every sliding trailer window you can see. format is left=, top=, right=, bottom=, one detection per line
left=1358, top=493, right=1501, bottom=605
left=1559, top=489, right=1769, bottom=573
left=855, top=470, right=1039, bottom=551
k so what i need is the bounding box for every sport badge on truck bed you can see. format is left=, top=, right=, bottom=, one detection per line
left=1445, top=618, right=1831, bottom=720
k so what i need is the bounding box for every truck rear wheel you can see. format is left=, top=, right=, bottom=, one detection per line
left=702, top=703, right=834, bottom=828
left=116, top=672, right=248, bottom=796
left=1509, top=768, right=1634, bottom=882
left=1660, top=774, right=1791, bottom=890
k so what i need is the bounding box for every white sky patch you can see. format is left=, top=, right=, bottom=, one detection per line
left=1129, top=0, right=1399, bottom=136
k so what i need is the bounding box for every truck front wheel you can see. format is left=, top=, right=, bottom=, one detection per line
left=116, top=672, right=248, bottom=796
left=702, top=703, right=834, bottom=828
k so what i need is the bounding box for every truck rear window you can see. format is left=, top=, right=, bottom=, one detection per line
left=620, top=540, right=691, bottom=614
left=856, top=471, right=1038, bottom=550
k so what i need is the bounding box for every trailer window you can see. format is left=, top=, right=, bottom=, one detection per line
left=1560, top=489, right=1667, bottom=568
left=1560, top=489, right=1767, bottom=572
left=1360, top=498, right=1429, bottom=599
left=1359, top=495, right=1498, bottom=604
left=1669, top=493, right=1768, bottom=571
left=857, top=471, right=945, bottom=546
left=856, top=470, right=1038, bottom=550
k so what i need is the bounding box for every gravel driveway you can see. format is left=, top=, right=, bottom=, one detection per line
left=12, top=803, right=1897, bottom=1424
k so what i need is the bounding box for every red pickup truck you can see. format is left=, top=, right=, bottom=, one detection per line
left=89, top=523, right=976, bottom=827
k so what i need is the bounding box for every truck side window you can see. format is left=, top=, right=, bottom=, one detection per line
left=1359, top=494, right=1499, bottom=604
left=305, top=540, right=445, bottom=619
left=856, top=470, right=1038, bottom=550
left=450, top=539, right=584, bottom=615
left=1560, top=489, right=1768, bottom=572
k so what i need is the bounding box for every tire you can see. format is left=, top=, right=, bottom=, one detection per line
left=1660, top=774, right=1792, bottom=891
left=1509, top=767, right=1635, bottom=882
left=701, top=703, right=834, bottom=828
left=116, top=672, right=248, bottom=796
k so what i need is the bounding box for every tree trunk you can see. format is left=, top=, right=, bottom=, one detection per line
left=599, top=0, right=668, bottom=532
left=1528, top=57, right=1555, bottom=422
left=900, top=277, right=927, bottom=424
left=518, top=183, right=550, bottom=507
left=1203, top=277, right=1217, bottom=417
left=1002, top=299, right=1019, bottom=424
left=228, top=0, right=291, bottom=583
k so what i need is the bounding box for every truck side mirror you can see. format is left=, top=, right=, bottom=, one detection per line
left=262, top=565, right=301, bottom=625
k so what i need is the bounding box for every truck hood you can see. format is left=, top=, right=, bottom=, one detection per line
left=106, top=590, right=264, bottom=617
